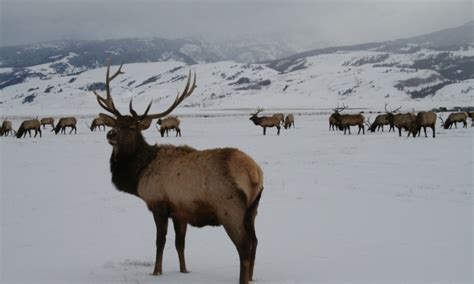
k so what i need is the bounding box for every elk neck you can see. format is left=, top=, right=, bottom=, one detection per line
left=109, top=133, right=157, bottom=196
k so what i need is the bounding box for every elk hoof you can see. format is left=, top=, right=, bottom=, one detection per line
left=180, top=269, right=190, bottom=273
left=151, top=271, right=162, bottom=276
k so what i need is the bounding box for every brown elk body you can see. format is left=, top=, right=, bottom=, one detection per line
left=406, top=111, right=437, bottom=138
left=250, top=108, right=281, bottom=135
left=54, top=117, right=77, bottom=134
left=89, top=117, right=106, bottom=131
left=368, top=114, right=391, bottom=132
left=272, top=113, right=285, bottom=125
left=393, top=113, right=416, bottom=137
left=443, top=112, right=468, bottom=129
left=333, top=112, right=365, bottom=135
left=16, top=119, right=41, bottom=138
left=284, top=114, right=295, bottom=129
left=157, top=116, right=181, bottom=137
left=0, top=120, right=15, bottom=136
left=93, top=64, right=264, bottom=284
left=40, top=117, right=55, bottom=129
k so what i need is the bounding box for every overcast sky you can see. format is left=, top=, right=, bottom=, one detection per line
left=0, top=0, right=472, bottom=47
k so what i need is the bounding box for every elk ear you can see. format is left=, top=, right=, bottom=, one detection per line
left=138, top=118, right=152, bottom=130
left=99, top=113, right=116, bottom=127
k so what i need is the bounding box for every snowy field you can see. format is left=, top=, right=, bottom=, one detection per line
left=1, top=113, right=472, bottom=283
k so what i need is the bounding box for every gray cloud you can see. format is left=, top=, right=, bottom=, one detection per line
left=0, top=0, right=472, bottom=47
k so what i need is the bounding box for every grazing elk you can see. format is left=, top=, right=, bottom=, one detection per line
left=393, top=113, right=416, bottom=137
left=406, top=111, right=437, bottom=138
left=156, top=116, right=181, bottom=137
left=92, top=64, right=264, bottom=284
left=53, top=117, right=77, bottom=134
left=332, top=106, right=365, bottom=135
left=368, top=114, right=391, bottom=132
left=40, top=117, right=55, bottom=129
left=0, top=120, right=15, bottom=136
left=443, top=112, right=468, bottom=129
left=284, top=114, right=295, bottom=129
left=16, top=119, right=41, bottom=138
left=88, top=117, right=106, bottom=131
left=249, top=108, right=281, bottom=135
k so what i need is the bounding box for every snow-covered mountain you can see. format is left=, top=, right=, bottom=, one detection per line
left=0, top=22, right=472, bottom=117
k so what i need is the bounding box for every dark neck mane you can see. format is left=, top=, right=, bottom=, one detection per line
left=109, top=134, right=157, bottom=196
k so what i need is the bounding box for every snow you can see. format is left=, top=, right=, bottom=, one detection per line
left=1, top=113, right=472, bottom=283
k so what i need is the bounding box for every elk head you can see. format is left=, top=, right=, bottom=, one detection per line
left=94, top=63, right=196, bottom=157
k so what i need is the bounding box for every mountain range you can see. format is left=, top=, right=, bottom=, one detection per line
left=0, top=21, right=472, bottom=116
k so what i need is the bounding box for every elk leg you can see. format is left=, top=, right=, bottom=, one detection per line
left=432, top=126, right=436, bottom=138
left=277, top=126, right=280, bottom=135
left=246, top=191, right=262, bottom=281
left=423, top=127, right=427, bottom=137
left=223, top=221, right=252, bottom=284
left=152, top=209, right=169, bottom=276
left=172, top=219, right=189, bottom=273
left=398, top=127, right=402, bottom=137
left=263, top=127, right=266, bottom=135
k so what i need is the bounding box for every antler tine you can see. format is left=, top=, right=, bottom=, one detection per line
left=146, top=70, right=196, bottom=120
left=129, top=99, right=138, bottom=117
left=93, top=62, right=124, bottom=116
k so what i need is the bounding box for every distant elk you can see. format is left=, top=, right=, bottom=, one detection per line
left=368, top=104, right=399, bottom=132
left=0, top=120, right=15, bottom=136
left=88, top=117, right=106, bottom=131
left=92, top=63, right=264, bottom=284
left=393, top=113, right=416, bottom=137
left=272, top=113, right=285, bottom=125
left=284, top=114, right=295, bottom=129
left=156, top=116, right=181, bottom=137
left=332, top=105, right=365, bottom=135
left=249, top=108, right=281, bottom=135
left=40, top=117, right=55, bottom=129
left=53, top=117, right=77, bottom=134
left=442, top=112, right=468, bottom=129
left=16, top=119, right=41, bottom=138
left=406, top=111, right=437, bottom=138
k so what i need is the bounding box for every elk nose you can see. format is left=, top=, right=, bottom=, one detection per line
left=107, top=129, right=117, bottom=140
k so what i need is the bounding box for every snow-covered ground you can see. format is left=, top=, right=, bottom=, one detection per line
left=1, top=113, right=472, bottom=283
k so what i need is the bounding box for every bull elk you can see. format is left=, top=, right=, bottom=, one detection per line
left=40, top=117, right=55, bottom=129
left=88, top=117, right=106, bottom=131
left=332, top=106, right=365, bottom=135
left=53, top=117, right=77, bottom=134
left=368, top=114, right=390, bottom=132
left=16, top=119, right=41, bottom=138
left=284, top=114, right=295, bottom=129
left=443, top=112, right=468, bottom=129
left=393, top=113, right=416, bottom=137
left=156, top=116, right=181, bottom=137
left=0, top=120, right=15, bottom=136
left=92, top=63, right=264, bottom=284
left=249, top=108, right=281, bottom=135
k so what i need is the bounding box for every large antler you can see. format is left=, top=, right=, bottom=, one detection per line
left=251, top=107, right=264, bottom=116
left=333, top=104, right=347, bottom=113
left=139, top=70, right=197, bottom=120
left=385, top=103, right=401, bottom=114
left=94, top=63, right=124, bottom=116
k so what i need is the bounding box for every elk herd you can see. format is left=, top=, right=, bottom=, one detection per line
left=328, top=103, right=473, bottom=138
